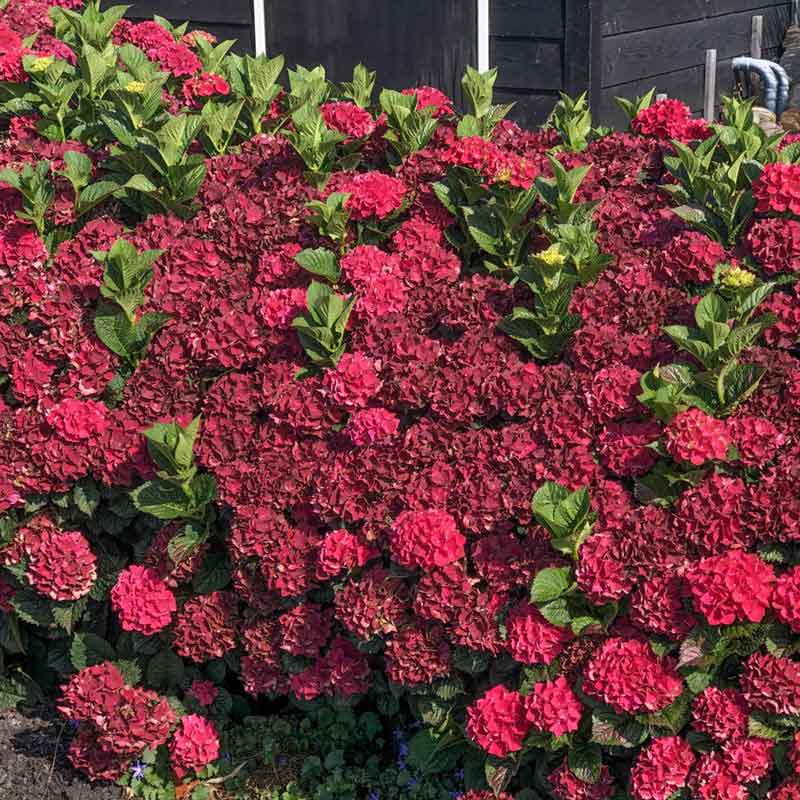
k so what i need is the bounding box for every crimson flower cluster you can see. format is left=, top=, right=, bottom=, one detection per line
left=0, top=4, right=799, bottom=796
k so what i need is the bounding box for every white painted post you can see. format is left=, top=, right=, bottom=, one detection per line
left=751, top=15, right=763, bottom=59
left=656, top=92, right=668, bottom=101
left=477, top=0, right=490, bottom=72
left=253, top=0, right=267, bottom=56
left=704, top=49, right=717, bottom=121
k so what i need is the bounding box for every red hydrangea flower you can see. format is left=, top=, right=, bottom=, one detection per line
left=182, top=71, right=229, bottom=108
left=188, top=680, right=218, bottom=707
left=665, top=408, right=731, bottom=465
left=628, top=575, right=694, bottom=641
left=25, top=524, right=96, bottom=601
left=691, top=687, right=749, bottom=743
left=465, top=685, right=530, bottom=757
left=525, top=677, right=583, bottom=737
left=110, top=565, right=177, bottom=636
left=774, top=566, right=800, bottom=632
left=582, top=637, right=683, bottom=714
left=402, top=85, right=454, bottom=117
left=279, top=602, right=332, bottom=658
left=730, top=414, right=785, bottom=467
left=45, top=398, right=109, bottom=442
left=686, top=550, right=775, bottom=625
left=587, top=362, right=642, bottom=422
left=321, top=101, right=376, bottom=138
left=597, top=421, right=661, bottom=476
left=741, top=652, right=800, bottom=715
left=549, top=758, right=615, bottom=800
left=389, top=509, right=466, bottom=569
left=341, top=172, right=406, bottom=220
left=58, top=662, right=127, bottom=722
left=505, top=602, right=572, bottom=665
left=747, top=217, right=800, bottom=274
left=658, top=231, right=727, bottom=285
left=258, top=287, right=307, bottom=328
left=173, top=591, right=238, bottom=662
left=67, top=727, right=130, bottom=782
left=345, top=407, right=400, bottom=446
left=723, top=737, right=773, bottom=784
left=632, top=98, right=697, bottom=139
left=384, top=623, right=451, bottom=686
left=753, top=163, right=800, bottom=216
left=316, top=528, right=379, bottom=578
left=334, top=566, right=409, bottom=638
left=169, top=714, right=220, bottom=779
left=322, top=352, right=381, bottom=409
left=630, top=736, right=696, bottom=800
left=690, top=753, right=746, bottom=800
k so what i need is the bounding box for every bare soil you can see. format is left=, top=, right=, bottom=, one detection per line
left=0, top=705, right=121, bottom=800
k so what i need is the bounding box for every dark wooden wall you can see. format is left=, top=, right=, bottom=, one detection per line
left=597, top=0, right=792, bottom=126
left=264, top=0, right=476, bottom=107
left=118, top=0, right=255, bottom=53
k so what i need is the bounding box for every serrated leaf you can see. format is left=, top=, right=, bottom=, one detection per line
left=130, top=480, right=190, bottom=520
left=70, top=633, right=116, bottom=671
left=530, top=567, right=572, bottom=603
left=11, top=591, right=54, bottom=627
left=294, top=247, right=340, bottom=281
left=568, top=744, right=602, bottom=784
left=146, top=647, right=184, bottom=691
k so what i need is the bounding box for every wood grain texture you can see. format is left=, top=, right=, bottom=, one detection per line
left=601, top=0, right=790, bottom=36
left=494, top=88, right=560, bottom=127
left=491, top=0, right=563, bottom=39
left=491, top=38, right=563, bottom=90
left=602, top=4, right=790, bottom=87
left=264, top=0, right=477, bottom=105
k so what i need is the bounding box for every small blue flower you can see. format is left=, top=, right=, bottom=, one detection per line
left=223, top=751, right=233, bottom=762
left=368, top=792, right=380, bottom=800
left=130, top=761, right=146, bottom=781
left=452, top=768, right=464, bottom=781
left=67, top=719, right=79, bottom=732
left=277, top=754, right=288, bottom=767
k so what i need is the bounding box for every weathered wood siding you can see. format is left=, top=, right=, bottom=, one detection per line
left=598, top=0, right=792, bottom=125
left=264, top=0, right=477, bottom=107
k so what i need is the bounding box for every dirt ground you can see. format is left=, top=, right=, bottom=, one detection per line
left=0, top=705, right=121, bottom=800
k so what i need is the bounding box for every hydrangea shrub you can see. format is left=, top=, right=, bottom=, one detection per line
left=0, top=2, right=799, bottom=799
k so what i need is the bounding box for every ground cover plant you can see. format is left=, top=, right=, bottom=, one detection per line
left=0, top=2, right=799, bottom=799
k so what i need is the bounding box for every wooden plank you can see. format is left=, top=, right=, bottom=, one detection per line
left=121, top=0, right=254, bottom=25
left=265, top=0, right=477, bottom=106
left=602, top=4, right=789, bottom=87
left=495, top=89, right=560, bottom=127
left=491, top=0, right=563, bottom=39
left=704, top=48, right=718, bottom=120
left=751, top=14, right=764, bottom=57
left=601, top=0, right=790, bottom=36
left=491, top=38, right=563, bottom=91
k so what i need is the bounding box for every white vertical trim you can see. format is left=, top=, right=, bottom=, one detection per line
left=477, top=0, right=490, bottom=72
left=253, top=0, right=267, bottom=56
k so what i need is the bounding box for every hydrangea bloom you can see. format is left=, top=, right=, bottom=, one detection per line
left=110, top=565, right=177, bottom=636
left=169, top=714, right=220, bottom=778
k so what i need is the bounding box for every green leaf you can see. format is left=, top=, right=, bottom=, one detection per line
left=568, top=744, right=603, bottom=784
left=94, top=303, right=135, bottom=357
left=294, top=247, right=341, bottom=282
left=11, top=591, right=54, bottom=627
left=73, top=478, right=100, bottom=516
left=192, top=553, right=231, bottom=593
left=530, top=567, right=573, bottom=603
left=130, top=479, right=191, bottom=520
left=590, top=711, right=649, bottom=748
left=146, top=647, right=184, bottom=691
left=70, top=633, right=116, bottom=671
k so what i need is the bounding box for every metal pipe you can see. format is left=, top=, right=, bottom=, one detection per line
left=731, top=56, right=787, bottom=115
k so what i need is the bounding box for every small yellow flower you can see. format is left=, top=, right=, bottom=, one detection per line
left=124, top=80, right=147, bottom=94
left=536, top=244, right=568, bottom=268
left=494, top=167, right=512, bottom=183
left=27, top=56, right=53, bottom=74
left=721, top=264, right=756, bottom=289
